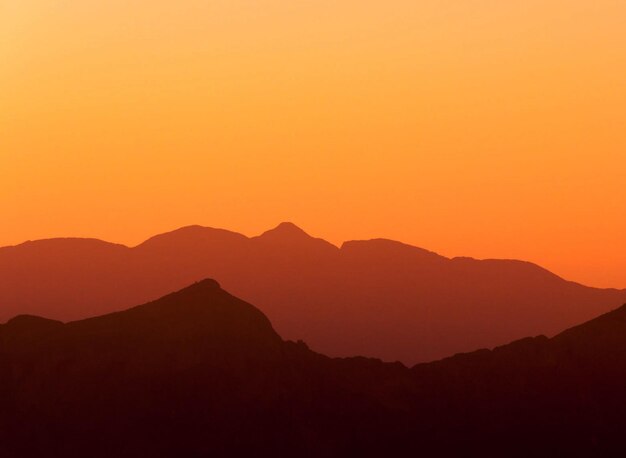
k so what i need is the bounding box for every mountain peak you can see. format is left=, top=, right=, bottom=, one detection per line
left=4, top=314, right=63, bottom=329
left=262, top=222, right=309, bottom=237
left=340, top=238, right=448, bottom=262
left=70, top=279, right=283, bottom=358
left=254, top=222, right=339, bottom=252
left=136, top=225, right=248, bottom=250
left=1, top=315, right=64, bottom=344
left=189, top=278, right=222, bottom=290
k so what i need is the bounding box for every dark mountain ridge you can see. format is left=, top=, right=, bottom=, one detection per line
left=2, top=281, right=626, bottom=456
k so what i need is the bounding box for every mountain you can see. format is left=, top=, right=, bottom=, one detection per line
left=0, top=280, right=413, bottom=457
left=2, top=280, right=626, bottom=457
left=409, top=302, right=626, bottom=456
left=1, top=223, right=625, bottom=363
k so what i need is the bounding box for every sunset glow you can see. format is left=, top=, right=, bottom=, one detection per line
left=2, top=0, right=625, bottom=287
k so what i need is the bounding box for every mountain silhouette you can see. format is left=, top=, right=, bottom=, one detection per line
left=0, top=280, right=411, bottom=457
left=1, top=223, right=625, bottom=363
left=2, top=280, right=626, bottom=457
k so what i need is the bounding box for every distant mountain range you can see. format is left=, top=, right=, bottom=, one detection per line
left=1, top=222, right=624, bottom=363
left=2, top=280, right=626, bottom=457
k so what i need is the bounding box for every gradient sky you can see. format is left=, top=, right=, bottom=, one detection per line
left=1, top=1, right=625, bottom=288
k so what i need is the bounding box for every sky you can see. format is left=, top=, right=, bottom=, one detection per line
left=1, top=0, right=625, bottom=288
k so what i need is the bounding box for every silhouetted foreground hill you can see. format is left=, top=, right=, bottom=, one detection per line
left=2, top=281, right=626, bottom=457
left=1, top=223, right=625, bottom=363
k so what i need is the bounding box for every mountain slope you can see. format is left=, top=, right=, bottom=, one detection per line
left=0, top=223, right=624, bottom=363
left=2, top=281, right=626, bottom=456
left=409, top=302, right=626, bottom=455
left=0, top=280, right=412, bottom=457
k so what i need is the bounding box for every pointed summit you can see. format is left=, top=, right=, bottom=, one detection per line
left=254, top=222, right=338, bottom=251
left=258, top=222, right=310, bottom=240
left=275, top=221, right=304, bottom=232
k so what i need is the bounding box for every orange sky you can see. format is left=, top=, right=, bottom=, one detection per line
left=1, top=0, right=625, bottom=288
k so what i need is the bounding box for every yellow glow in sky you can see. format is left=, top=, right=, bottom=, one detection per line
left=1, top=0, right=625, bottom=287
